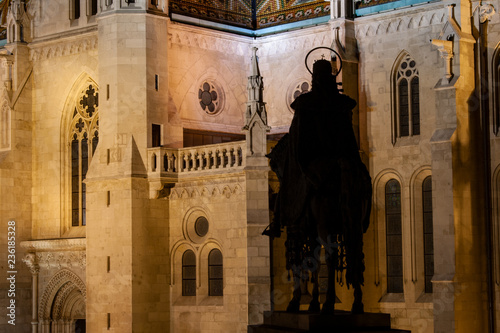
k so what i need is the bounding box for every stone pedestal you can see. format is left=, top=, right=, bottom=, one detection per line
left=248, top=311, right=411, bottom=333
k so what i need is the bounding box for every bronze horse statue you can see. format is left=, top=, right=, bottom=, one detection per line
left=264, top=58, right=372, bottom=314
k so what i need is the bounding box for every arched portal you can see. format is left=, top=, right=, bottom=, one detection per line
left=39, top=269, right=86, bottom=333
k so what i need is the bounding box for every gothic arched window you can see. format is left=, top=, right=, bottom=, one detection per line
left=91, top=0, right=98, bottom=16
left=208, top=249, right=223, bottom=296
left=385, top=179, right=403, bottom=293
left=182, top=250, right=196, bottom=296
left=493, top=47, right=500, bottom=135
left=69, top=84, right=99, bottom=227
left=394, top=54, right=420, bottom=142
left=422, top=176, right=434, bottom=293
left=70, top=0, right=80, bottom=20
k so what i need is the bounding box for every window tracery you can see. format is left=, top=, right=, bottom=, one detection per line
left=393, top=54, right=420, bottom=143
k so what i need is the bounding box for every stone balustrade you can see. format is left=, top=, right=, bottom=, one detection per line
left=147, top=140, right=246, bottom=180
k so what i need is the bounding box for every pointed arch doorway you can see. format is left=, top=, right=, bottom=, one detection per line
left=39, top=269, right=86, bottom=333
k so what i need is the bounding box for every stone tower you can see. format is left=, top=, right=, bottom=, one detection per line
left=85, top=1, right=170, bottom=331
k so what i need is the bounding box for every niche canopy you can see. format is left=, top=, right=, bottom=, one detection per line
left=305, top=47, right=343, bottom=76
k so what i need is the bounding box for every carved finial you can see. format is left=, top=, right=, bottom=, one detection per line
left=243, top=47, right=270, bottom=158
left=251, top=47, right=260, bottom=77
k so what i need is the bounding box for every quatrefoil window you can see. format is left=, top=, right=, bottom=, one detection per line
left=198, top=81, right=222, bottom=115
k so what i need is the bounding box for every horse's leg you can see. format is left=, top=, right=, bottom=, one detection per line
left=350, top=242, right=365, bottom=314
left=320, top=247, right=337, bottom=314
left=311, top=194, right=337, bottom=315
left=286, top=268, right=302, bottom=312
left=308, top=268, right=320, bottom=312
left=351, top=283, right=364, bottom=314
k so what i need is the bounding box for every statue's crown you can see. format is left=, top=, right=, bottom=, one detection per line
left=312, top=59, right=333, bottom=76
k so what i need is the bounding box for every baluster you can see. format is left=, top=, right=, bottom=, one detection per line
left=208, top=151, right=214, bottom=169
left=193, top=152, right=199, bottom=170
left=151, top=153, right=157, bottom=172
left=217, top=149, right=223, bottom=168
left=188, top=152, right=194, bottom=171
left=181, top=153, right=187, bottom=172
left=237, top=147, right=243, bottom=166
left=159, top=151, right=164, bottom=172
left=222, top=149, right=228, bottom=168
left=230, top=148, right=235, bottom=167
left=201, top=151, right=208, bottom=170
left=172, top=152, right=177, bottom=172
left=198, top=151, right=204, bottom=170
left=163, top=152, right=171, bottom=172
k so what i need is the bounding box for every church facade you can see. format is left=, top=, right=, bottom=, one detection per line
left=0, top=0, right=499, bottom=332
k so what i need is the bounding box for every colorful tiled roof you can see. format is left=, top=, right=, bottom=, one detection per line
left=169, top=0, right=330, bottom=30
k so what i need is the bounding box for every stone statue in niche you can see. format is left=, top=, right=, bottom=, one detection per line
left=264, top=50, right=372, bottom=314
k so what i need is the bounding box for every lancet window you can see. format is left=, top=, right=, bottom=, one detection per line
left=422, top=176, right=434, bottom=293
left=90, top=0, right=98, bottom=16
left=385, top=179, right=403, bottom=293
left=182, top=250, right=196, bottom=296
left=493, top=47, right=500, bottom=135
left=394, top=54, right=420, bottom=142
left=208, top=249, right=223, bottom=296
left=70, top=0, right=80, bottom=20
left=69, top=84, right=99, bottom=227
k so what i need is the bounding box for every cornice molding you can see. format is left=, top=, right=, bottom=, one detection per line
left=170, top=182, right=244, bottom=200
left=20, top=238, right=86, bottom=252
left=355, top=5, right=446, bottom=38
left=29, top=31, right=98, bottom=61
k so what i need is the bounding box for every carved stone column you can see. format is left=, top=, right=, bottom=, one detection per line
left=22, top=253, right=39, bottom=333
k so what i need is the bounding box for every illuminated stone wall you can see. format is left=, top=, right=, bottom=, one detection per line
left=1, top=0, right=499, bottom=332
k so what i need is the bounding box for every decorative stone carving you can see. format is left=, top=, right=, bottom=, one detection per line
left=29, top=34, right=98, bottom=61
left=431, top=37, right=454, bottom=83
left=170, top=183, right=243, bottom=200
left=355, top=7, right=446, bottom=38
left=38, top=269, right=86, bottom=320
left=479, top=3, right=496, bottom=23
left=33, top=251, right=86, bottom=270
left=22, top=253, right=39, bottom=275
